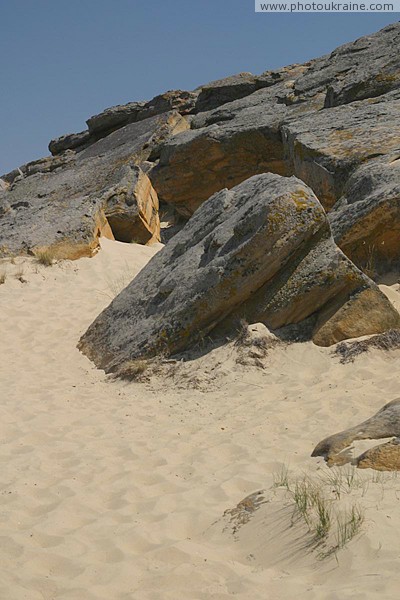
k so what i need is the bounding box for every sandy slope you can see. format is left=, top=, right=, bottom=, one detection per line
left=1, top=238, right=400, bottom=600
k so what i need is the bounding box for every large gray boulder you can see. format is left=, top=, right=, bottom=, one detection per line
left=78, top=173, right=400, bottom=372
left=0, top=112, right=187, bottom=259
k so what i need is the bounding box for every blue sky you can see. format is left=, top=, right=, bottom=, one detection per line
left=0, top=1, right=397, bottom=174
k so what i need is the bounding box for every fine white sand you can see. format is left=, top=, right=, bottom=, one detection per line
left=1, top=238, right=400, bottom=600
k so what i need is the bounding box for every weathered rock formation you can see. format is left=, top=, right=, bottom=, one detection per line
left=356, top=438, right=400, bottom=471
left=293, top=23, right=400, bottom=106
left=0, top=113, right=187, bottom=258
left=47, top=90, right=197, bottom=157
left=150, top=64, right=319, bottom=217
left=78, top=173, right=400, bottom=368
left=147, top=23, right=400, bottom=267
left=48, top=131, right=92, bottom=156
left=282, top=90, right=400, bottom=211
left=1, top=22, right=400, bottom=357
left=85, top=90, right=196, bottom=142
left=193, top=66, right=307, bottom=113
left=330, top=152, right=400, bottom=273
left=312, top=398, right=400, bottom=471
left=2, top=22, right=399, bottom=267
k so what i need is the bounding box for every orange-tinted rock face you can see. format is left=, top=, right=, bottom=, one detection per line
left=357, top=440, right=400, bottom=471
left=104, top=167, right=160, bottom=245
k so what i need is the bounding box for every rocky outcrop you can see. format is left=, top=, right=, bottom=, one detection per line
left=0, top=112, right=186, bottom=258
left=78, top=173, right=400, bottom=370
left=86, top=90, right=196, bottom=140
left=2, top=152, right=76, bottom=186
left=2, top=21, right=400, bottom=286
left=151, top=84, right=399, bottom=218
left=193, top=66, right=309, bottom=113
left=148, top=23, right=400, bottom=224
left=195, top=72, right=262, bottom=113
left=292, top=22, right=400, bottom=106
left=329, top=153, right=400, bottom=273
left=48, top=130, right=92, bottom=156
left=312, top=398, right=400, bottom=470
left=46, top=91, right=196, bottom=158
left=70, top=19, right=399, bottom=159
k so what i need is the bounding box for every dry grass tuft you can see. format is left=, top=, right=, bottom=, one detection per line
left=273, top=463, right=290, bottom=489
left=0, top=270, right=6, bottom=285
left=234, top=319, right=252, bottom=346
left=14, top=266, right=27, bottom=283
left=35, top=249, right=55, bottom=266
left=334, top=329, right=400, bottom=363
left=113, top=359, right=149, bottom=382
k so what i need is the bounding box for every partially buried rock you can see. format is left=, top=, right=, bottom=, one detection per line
left=312, top=398, right=400, bottom=470
left=78, top=173, right=400, bottom=373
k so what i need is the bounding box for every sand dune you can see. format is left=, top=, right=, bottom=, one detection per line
left=1, top=238, right=400, bottom=599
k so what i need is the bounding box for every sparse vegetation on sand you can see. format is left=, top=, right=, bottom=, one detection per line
left=273, top=465, right=365, bottom=559
left=0, top=270, right=6, bottom=285
left=334, top=329, right=400, bottom=363
left=14, top=265, right=27, bottom=283
left=35, top=249, right=55, bottom=266
left=334, top=505, right=364, bottom=552
left=112, top=359, right=149, bottom=382
left=234, top=319, right=283, bottom=368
